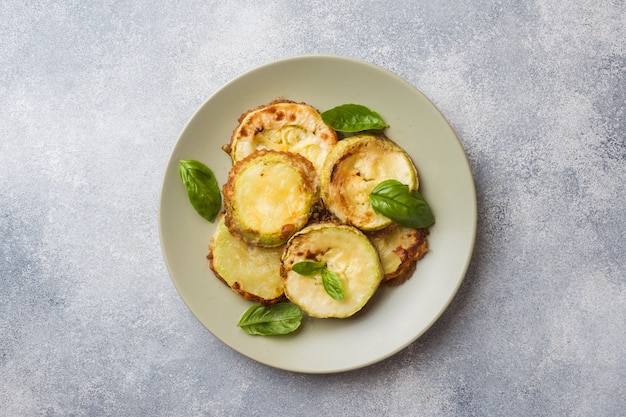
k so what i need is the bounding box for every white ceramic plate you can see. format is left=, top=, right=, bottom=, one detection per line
left=159, top=55, right=476, bottom=373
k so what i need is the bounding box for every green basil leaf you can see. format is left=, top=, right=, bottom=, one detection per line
left=321, top=268, right=345, bottom=301
left=237, top=302, right=303, bottom=336
left=321, top=104, right=389, bottom=132
left=178, top=159, right=221, bottom=222
left=292, top=261, right=326, bottom=276
left=369, top=179, right=435, bottom=229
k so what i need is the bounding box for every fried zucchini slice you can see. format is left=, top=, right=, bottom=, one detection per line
left=223, top=149, right=318, bottom=247
left=281, top=223, right=383, bottom=318
left=367, top=224, right=429, bottom=285
left=320, top=134, right=418, bottom=231
left=227, top=100, right=338, bottom=175
left=208, top=216, right=284, bottom=304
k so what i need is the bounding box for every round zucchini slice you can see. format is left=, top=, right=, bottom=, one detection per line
left=281, top=223, right=383, bottom=318
left=223, top=149, right=318, bottom=247
left=320, top=134, right=418, bottom=231
left=367, top=224, right=429, bottom=285
left=226, top=100, right=338, bottom=176
left=209, top=216, right=284, bottom=304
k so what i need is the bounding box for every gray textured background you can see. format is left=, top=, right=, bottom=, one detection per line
left=1, top=1, right=625, bottom=416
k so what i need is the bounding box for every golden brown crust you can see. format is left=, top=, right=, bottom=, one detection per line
left=209, top=257, right=286, bottom=305
left=383, top=233, right=428, bottom=286
left=368, top=225, right=429, bottom=285
left=383, top=259, right=418, bottom=286
left=240, top=98, right=297, bottom=118
left=226, top=99, right=338, bottom=175
left=233, top=99, right=296, bottom=130
left=228, top=281, right=285, bottom=306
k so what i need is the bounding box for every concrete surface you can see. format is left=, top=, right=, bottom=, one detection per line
left=1, top=1, right=624, bottom=416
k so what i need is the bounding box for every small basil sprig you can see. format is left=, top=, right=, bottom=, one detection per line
left=369, top=179, right=435, bottom=228
left=292, top=261, right=345, bottom=301
left=321, top=104, right=388, bottom=132
left=320, top=269, right=344, bottom=301
left=179, top=159, right=221, bottom=222
left=292, top=261, right=325, bottom=275
left=237, top=302, right=303, bottom=336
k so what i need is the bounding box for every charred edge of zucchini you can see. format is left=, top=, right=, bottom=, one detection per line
left=228, top=99, right=336, bottom=160
left=380, top=228, right=430, bottom=286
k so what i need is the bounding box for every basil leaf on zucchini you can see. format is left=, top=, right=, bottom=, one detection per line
left=321, top=104, right=388, bottom=132
left=237, top=302, right=303, bottom=336
left=179, top=159, right=221, bottom=222
left=369, top=179, right=435, bottom=229
left=321, top=268, right=345, bottom=301
left=292, top=261, right=325, bottom=276
left=292, top=261, right=345, bottom=301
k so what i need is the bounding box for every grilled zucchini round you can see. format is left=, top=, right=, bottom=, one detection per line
left=281, top=223, right=383, bottom=318
left=320, top=134, right=418, bottom=231
left=223, top=149, right=318, bottom=247
left=227, top=100, right=338, bottom=176
left=209, top=216, right=284, bottom=304
left=367, top=224, right=429, bottom=285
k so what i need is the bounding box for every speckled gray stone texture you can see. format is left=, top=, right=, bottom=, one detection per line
left=1, top=1, right=624, bottom=416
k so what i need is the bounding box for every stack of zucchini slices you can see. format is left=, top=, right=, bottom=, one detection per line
left=209, top=100, right=428, bottom=318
